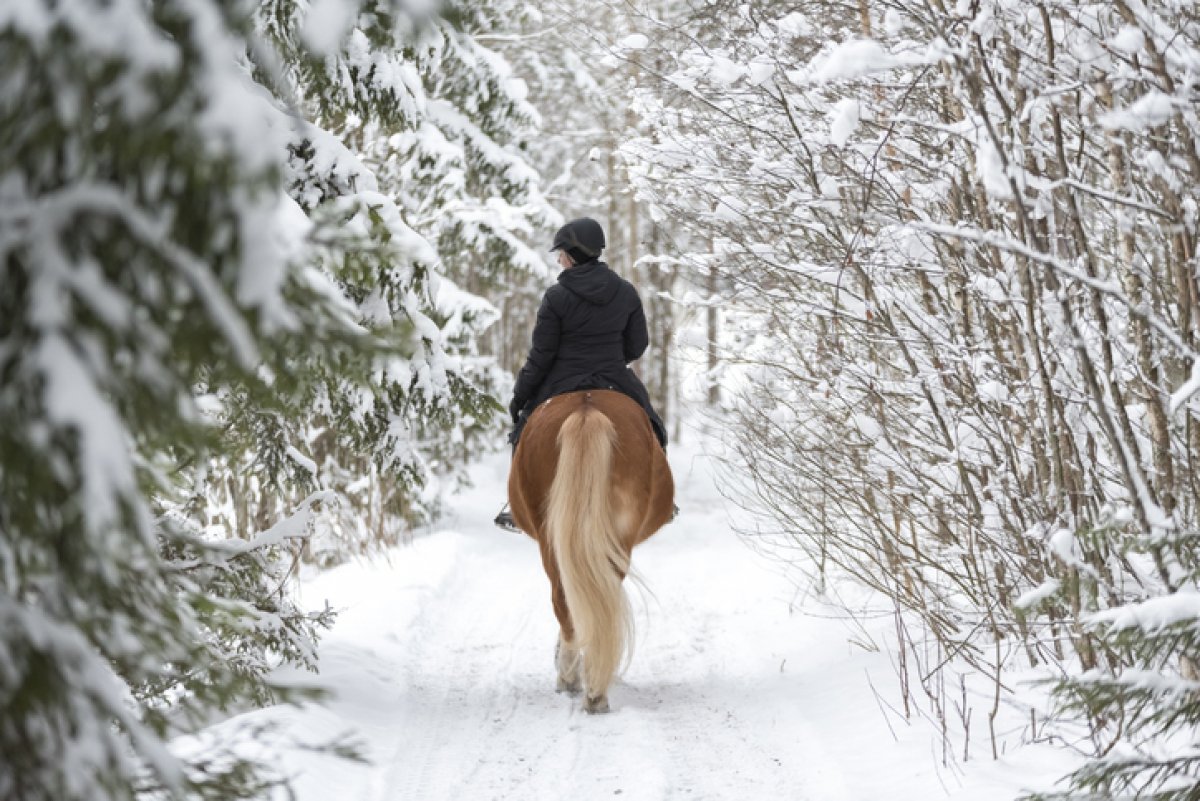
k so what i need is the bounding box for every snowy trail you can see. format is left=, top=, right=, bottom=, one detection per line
left=238, top=440, right=1057, bottom=801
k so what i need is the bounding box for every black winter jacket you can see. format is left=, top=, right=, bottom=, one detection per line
left=511, top=259, right=666, bottom=447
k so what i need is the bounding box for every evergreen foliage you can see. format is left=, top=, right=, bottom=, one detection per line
left=239, top=0, right=553, bottom=560
left=0, top=0, right=517, bottom=796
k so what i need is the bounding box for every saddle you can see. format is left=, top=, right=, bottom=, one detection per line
left=509, top=378, right=666, bottom=449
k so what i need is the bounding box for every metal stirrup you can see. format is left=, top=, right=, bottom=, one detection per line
left=493, top=503, right=520, bottom=533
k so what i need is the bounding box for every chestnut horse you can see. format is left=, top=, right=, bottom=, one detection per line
left=507, top=389, right=674, bottom=713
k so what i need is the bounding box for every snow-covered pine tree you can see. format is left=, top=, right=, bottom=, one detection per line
left=1, top=2, right=320, bottom=797
left=1025, top=579, right=1200, bottom=800
left=0, top=0, right=502, bottom=797
left=374, top=0, right=561, bottom=429
left=229, top=0, right=552, bottom=563
left=383, top=0, right=556, bottom=287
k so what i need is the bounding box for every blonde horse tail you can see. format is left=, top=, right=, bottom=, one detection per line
left=546, top=404, right=631, bottom=699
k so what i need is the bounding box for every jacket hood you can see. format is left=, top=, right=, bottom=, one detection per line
left=557, top=259, right=621, bottom=305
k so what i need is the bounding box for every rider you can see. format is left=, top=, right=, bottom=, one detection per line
left=495, top=217, right=667, bottom=531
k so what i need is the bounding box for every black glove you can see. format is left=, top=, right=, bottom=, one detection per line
left=509, top=397, right=524, bottom=424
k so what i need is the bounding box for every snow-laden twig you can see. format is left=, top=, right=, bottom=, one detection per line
left=909, top=221, right=1200, bottom=365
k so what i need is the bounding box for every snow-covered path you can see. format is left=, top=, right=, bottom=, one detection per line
left=242, top=440, right=1059, bottom=801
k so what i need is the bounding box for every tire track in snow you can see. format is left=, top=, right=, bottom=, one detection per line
left=371, top=530, right=575, bottom=800
left=353, top=511, right=811, bottom=801
left=211, top=447, right=1064, bottom=801
left=266, top=447, right=818, bottom=800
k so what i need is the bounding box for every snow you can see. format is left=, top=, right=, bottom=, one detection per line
left=206, top=490, right=334, bottom=554
left=851, top=411, right=883, bottom=441
left=977, top=380, right=1009, bottom=404
left=706, top=54, right=744, bottom=87
left=434, top=274, right=500, bottom=337
left=34, top=333, right=133, bottom=536
left=1047, top=528, right=1094, bottom=574
left=828, top=98, right=861, bottom=146
left=301, top=0, right=358, bottom=55
left=26, top=183, right=262, bottom=368
left=1089, top=591, right=1200, bottom=633
left=746, top=57, right=776, bottom=86
left=186, top=0, right=288, bottom=173
left=803, top=39, right=917, bottom=85
left=356, top=189, right=439, bottom=266
left=504, top=76, right=529, bottom=103
left=774, top=12, right=813, bottom=39
left=425, top=99, right=540, bottom=188
left=195, top=435, right=1071, bottom=800
left=968, top=273, right=1009, bottom=304
left=1109, top=25, right=1146, bottom=55
left=1014, top=579, right=1061, bottom=610
left=1169, top=358, right=1200, bottom=416
left=619, top=34, right=649, bottom=50
left=1075, top=668, right=1200, bottom=698
left=0, top=0, right=178, bottom=73
left=883, top=9, right=906, bottom=36
left=5, top=600, right=185, bottom=793
left=286, top=446, right=318, bottom=477
left=819, top=174, right=841, bottom=199
left=1100, top=91, right=1177, bottom=132
left=975, top=137, right=1013, bottom=200
left=237, top=195, right=306, bottom=330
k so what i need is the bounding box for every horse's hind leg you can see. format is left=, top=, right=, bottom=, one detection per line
left=555, top=631, right=582, bottom=694
left=559, top=632, right=608, bottom=712
left=541, top=541, right=581, bottom=694
left=583, top=690, right=609, bottom=714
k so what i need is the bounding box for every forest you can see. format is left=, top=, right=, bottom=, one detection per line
left=2, top=0, right=1199, bottom=799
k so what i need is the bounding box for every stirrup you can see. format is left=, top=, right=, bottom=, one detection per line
left=494, top=508, right=520, bottom=533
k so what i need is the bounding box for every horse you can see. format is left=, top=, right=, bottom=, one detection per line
left=507, top=389, right=675, bottom=713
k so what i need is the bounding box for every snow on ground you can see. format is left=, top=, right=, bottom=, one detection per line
left=202, top=429, right=1071, bottom=800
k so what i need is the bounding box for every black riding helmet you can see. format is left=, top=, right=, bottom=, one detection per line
left=549, top=217, right=605, bottom=263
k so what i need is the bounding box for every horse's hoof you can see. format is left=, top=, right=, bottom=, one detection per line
left=584, top=694, right=610, bottom=714
left=557, top=677, right=582, bottom=695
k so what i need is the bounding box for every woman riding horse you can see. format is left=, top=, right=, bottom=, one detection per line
left=500, top=218, right=675, bottom=712
left=495, top=217, right=667, bottom=530
left=504, top=215, right=667, bottom=448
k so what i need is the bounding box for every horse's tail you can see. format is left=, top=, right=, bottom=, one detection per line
left=546, top=403, right=631, bottom=697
